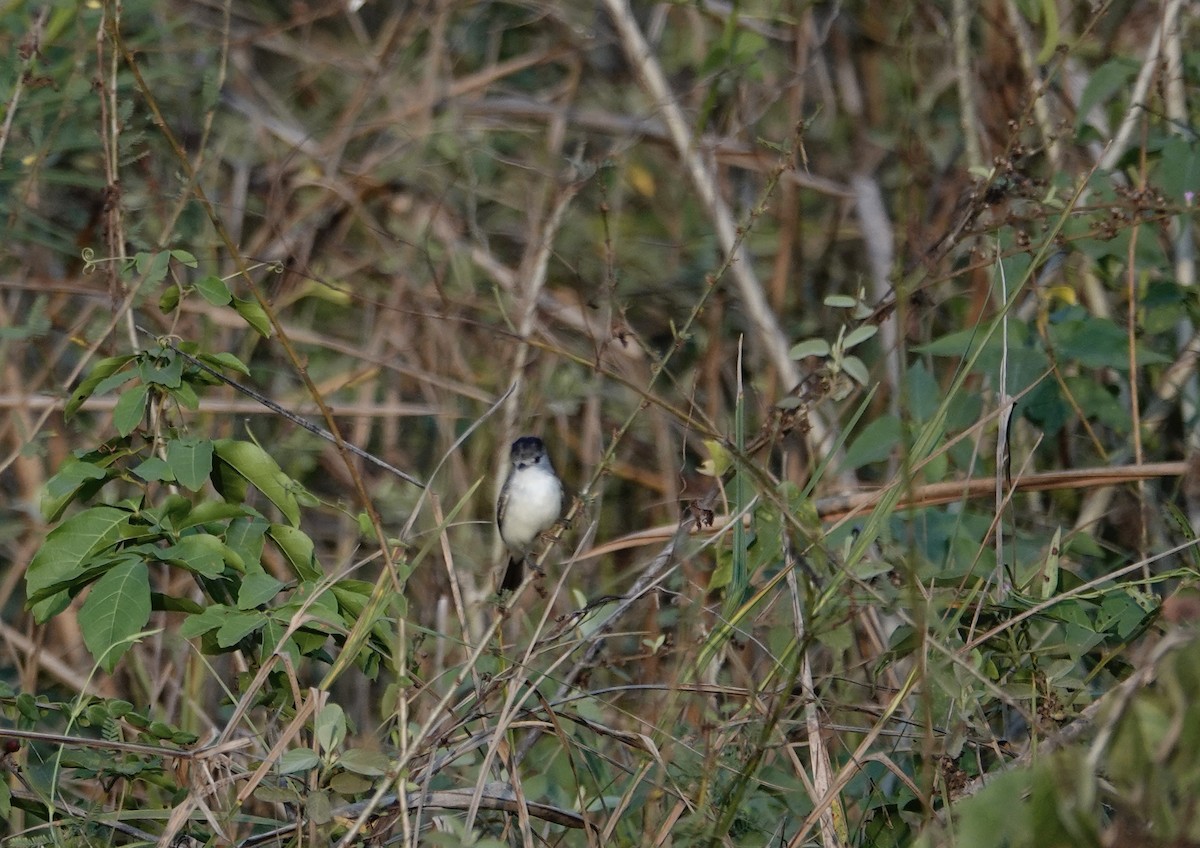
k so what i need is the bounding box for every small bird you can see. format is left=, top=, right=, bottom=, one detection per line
left=496, top=436, right=564, bottom=592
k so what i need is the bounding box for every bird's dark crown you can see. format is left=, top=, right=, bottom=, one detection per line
left=510, top=436, right=547, bottom=467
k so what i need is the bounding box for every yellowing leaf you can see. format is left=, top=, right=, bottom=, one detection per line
left=627, top=164, right=656, bottom=197
left=698, top=439, right=733, bottom=477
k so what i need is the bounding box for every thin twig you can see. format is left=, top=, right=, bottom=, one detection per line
left=139, top=327, right=425, bottom=489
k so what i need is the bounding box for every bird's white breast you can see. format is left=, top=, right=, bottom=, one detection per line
left=501, top=466, right=562, bottom=548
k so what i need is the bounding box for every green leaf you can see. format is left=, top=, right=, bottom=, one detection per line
left=315, top=703, right=346, bottom=754
left=843, top=324, right=878, bottom=349
left=233, top=295, right=272, bottom=337
left=78, top=560, right=151, bottom=673
left=215, top=610, right=266, bottom=648
left=173, top=380, right=199, bottom=410
left=1076, top=58, right=1136, bottom=133
left=277, top=748, right=319, bottom=775
left=1155, top=136, right=1200, bottom=205
left=112, top=383, right=149, bottom=436
left=195, top=275, right=232, bottom=306
left=159, top=285, right=181, bottom=313
left=93, top=367, right=145, bottom=398
left=26, top=506, right=136, bottom=621
left=1039, top=528, right=1061, bottom=600
left=152, top=593, right=204, bottom=614
left=1063, top=374, right=1128, bottom=431
left=198, top=351, right=251, bottom=376
left=136, top=250, right=172, bottom=284
left=914, top=327, right=987, bottom=358
left=307, top=790, right=333, bottom=825
left=132, top=456, right=173, bottom=483
left=225, top=516, right=269, bottom=569
left=841, top=414, right=901, bottom=471
left=166, top=437, right=213, bottom=492
left=159, top=534, right=226, bottom=577
left=65, top=354, right=137, bottom=418
left=905, top=361, right=940, bottom=423
left=789, top=338, right=830, bottom=359
left=337, top=748, right=389, bottom=777
left=170, top=249, right=197, bottom=267
left=824, top=294, right=857, bottom=308
left=212, top=439, right=301, bottom=526
left=269, top=524, right=321, bottom=581
left=330, top=580, right=374, bottom=619
left=41, top=458, right=109, bottom=521
left=139, top=350, right=184, bottom=388
left=238, top=571, right=284, bottom=609
left=1050, top=315, right=1170, bottom=370
left=0, top=772, right=11, bottom=819
left=177, top=500, right=253, bottom=530
left=179, top=604, right=230, bottom=639
left=841, top=354, right=870, bottom=386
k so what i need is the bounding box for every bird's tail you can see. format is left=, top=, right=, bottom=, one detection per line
left=500, top=556, right=523, bottom=593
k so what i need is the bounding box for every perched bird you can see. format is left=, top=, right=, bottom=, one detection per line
left=496, top=436, right=563, bottom=592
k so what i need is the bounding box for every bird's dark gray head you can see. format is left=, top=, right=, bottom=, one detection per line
left=510, top=436, right=547, bottom=469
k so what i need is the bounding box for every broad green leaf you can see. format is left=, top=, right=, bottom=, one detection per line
left=136, top=250, right=171, bottom=284
left=905, top=361, right=940, bottom=423
left=315, top=703, right=346, bottom=754
left=159, top=285, right=181, bottom=313
left=179, top=604, right=230, bottom=639
left=169, top=248, right=197, bottom=267
left=225, top=516, right=269, bottom=570
left=306, top=583, right=343, bottom=616
left=213, top=439, right=301, bottom=526
left=1039, top=528, right=1061, bottom=600
left=841, top=414, right=901, bottom=471
left=152, top=593, right=204, bottom=614
left=698, top=439, right=733, bottom=477
left=708, top=553, right=732, bottom=592
left=307, top=790, right=333, bottom=825
left=233, top=295, right=272, bottom=337
left=143, top=495, right=193, bottom=534
left=841, top=354, right=870, bottom=386
left=1155, top=136, right=1200, bottom=205
left=330, top=581, right=373, bottom=619
left=139, top=350, right=183, bottom=388
left=112, top=383, right=149, bottom=436
left=238, top=571, right=284, bottom=610
left=159, top=534, right=225, bottom=577
left=132, top=456, right=173, bottom=483
left=166, top=436, right=213, bottom=492
left=41, top=458, right=109, bottom=521
left=277, top=748, right=319, bottom=775
left=337, top=748, right=389, bottom=777
left=64, top=354, right=136, bottom=418
left=215, top=610, right=266, bottom=648
left=789, top=338, right=830, bottom=359
left=843, top=323, right=878, bottom=349
left=195, top=275, right=232, bottom=305
left=198, top=351, right=251, bottom=376
left=1049, top=315, right=1171, bottom=370
left=914, top=327, right=988, bottom=358
left=1076, top=58, right=1136, bottom=133
left=173, top=380, right=199, bottom=410
left=78, top=560, right=151, bottom=673
left=176, top=500, right=252, bottom=530
left=26, top=506, right=135, bottom=621
left=269, top=524, right=321, bottom=581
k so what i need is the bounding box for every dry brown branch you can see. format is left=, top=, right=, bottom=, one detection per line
left=583, top=461, right=1188, bottom=558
